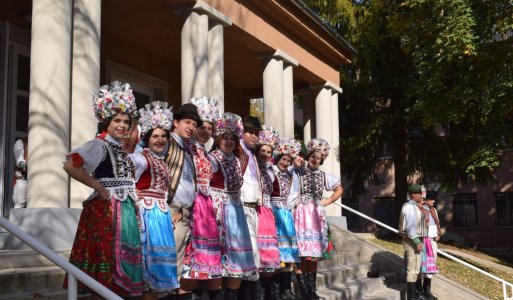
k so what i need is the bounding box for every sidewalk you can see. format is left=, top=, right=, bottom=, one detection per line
left=439, top=246, right=513, bottom=274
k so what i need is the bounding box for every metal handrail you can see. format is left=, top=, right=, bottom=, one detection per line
left=333, top=201, right=513, bottom=300
left=0, top=216, right=123, bottom=300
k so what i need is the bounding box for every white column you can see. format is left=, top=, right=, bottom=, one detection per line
left=208, top=20, right=225, bottom=113
left=302, top=93, right=315, bottom=142
left=27, top=0, right=73, bottom=208
left=315, top=87, right=333, bottom=171
left=283, top=64, right=294, bottom=138
left=331, top=92, right=341, bottom=178
left=181, top=11, right=209, bottom=104
left=263, top=57, right=284, bottom=133
left=70, top=0, right=101, bottom=208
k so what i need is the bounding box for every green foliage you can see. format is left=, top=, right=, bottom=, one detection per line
left=304, top=0, right=513, bottom=200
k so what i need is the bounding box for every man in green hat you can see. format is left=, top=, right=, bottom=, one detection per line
left=399, top=184, right=427, bottom=300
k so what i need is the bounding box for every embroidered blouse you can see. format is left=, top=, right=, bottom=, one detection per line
left=68, top=135, right=137, bottom=202
left=296, top=167, right=340, bottom=205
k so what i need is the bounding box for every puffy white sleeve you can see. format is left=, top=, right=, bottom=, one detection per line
left=69, top=139, right=106, bottom=174
left=287, top=171, right=300, bottom=208
left=13, top=139, right=26, bottom=167
left=324, top=172, right=341, bottom=191
left=208, top=154, right=219, bottom=173
left=129, top=152, right=148, bottom=182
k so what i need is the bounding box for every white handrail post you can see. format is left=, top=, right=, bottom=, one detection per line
left=504, top=281, right=513, bottom=300
left=68, top=274, right=77, bottom=300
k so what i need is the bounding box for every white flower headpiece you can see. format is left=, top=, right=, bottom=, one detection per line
left=190, top=97, right=220, bottom=124
left=92, top=81, right=138, bottom=120
left=258, top=125, right=279, bottom=148
left=306, top=138, right=330, bottom=157
left=216, top=112, right=244, bottom=138
left=138, top=101, right=173, bottom=136
left=274, top=137, right=301, bottom=159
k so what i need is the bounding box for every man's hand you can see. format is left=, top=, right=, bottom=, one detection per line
left=172, top=210, right=183, bottom=224
left=434, top=236, right=440, bottom=241
left=416, top=243, right=424, bottom=252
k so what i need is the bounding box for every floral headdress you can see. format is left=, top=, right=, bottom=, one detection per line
left=274, top=137, right=301, bottom=159
left=190, top=97, right=220, bottom=124
left=258, top=125, right=279, bottom=148
left=306, top=138, right=330, bottom=157
left=138, top=101, right=173, bottom=136
left=92, top=81, right=138, bottom=120
left=216, top=112, right=244, bottom=138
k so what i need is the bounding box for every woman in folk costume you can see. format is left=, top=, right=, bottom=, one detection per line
left=419, top=190, right=441, bottom=300
left=254, top=126, right=281, bottom=299
left=181, top=97, right=223, bottom=300
left=269, top=138, right=302, bottom=300
left=208, top=112, right=257, bottom=300
left=63, top=81, right=143, bottom=299
left=129, top=102, right=179, bottom=299
left=294, top=138, right=343, bottom=300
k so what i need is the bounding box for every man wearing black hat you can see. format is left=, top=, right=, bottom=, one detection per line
left=420, top=191, right=441, bottom=300
left=165, top=103, right=203, bottom=299
left=399, top=184, right=427, bottom=300
left=237, top=115, right=262, bottom=299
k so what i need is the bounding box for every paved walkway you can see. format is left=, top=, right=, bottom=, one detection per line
left=439, top=247, right=513, bottom=274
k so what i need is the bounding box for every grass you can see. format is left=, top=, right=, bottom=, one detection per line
left=370, top=237, right=513, bottom=300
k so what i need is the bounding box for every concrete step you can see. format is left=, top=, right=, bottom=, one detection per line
left=361, top=283, right=406, bottom=300
left=317, top=263, right=373, bottom=288
left=316, top=277, right=386, bottom=300
left=0, top=266, right=66, bottom=300
left=318, top=251, right=360, bottom=269
left=13, top=291, right=91, bottom=300
left=0, top=248, right=70, bottom=269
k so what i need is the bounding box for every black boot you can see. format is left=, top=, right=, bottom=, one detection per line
left=294, top=273, right=308, bottom=300
left=239, top=280, right=258, bottom=300
left=191, top=289, right=203, bottom=300
left=177, top=293, right=192, bottom=300
left=416, top=279, right=424, bottom=297
left=208, top=289, right=223, bottom=300
left=423, top=278, right=438, bottom=300
left=225, top=287, right=239, bottom=300
left=407, top=282, right=427, bottom=300
left=306, top=273, right=320, bottom=300
left=279, top=272, right=296, bottom=300
left=262, top=276, right=280, bottom=300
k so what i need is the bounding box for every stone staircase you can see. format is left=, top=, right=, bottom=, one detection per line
left=0, top=216, right=488, bottom=300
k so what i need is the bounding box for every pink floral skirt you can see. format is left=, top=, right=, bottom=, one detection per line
left=257, top=205, right=281, bottom=272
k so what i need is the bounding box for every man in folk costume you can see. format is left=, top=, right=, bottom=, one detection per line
left=165, top=103, right=203, bottom=299
left=13, top=138, right=28, bottom=208
left=419, top=191, right=441, bottom=300
left=399, top=185, right=427, bottom=300
left=237, top=115, right=262, bottom=299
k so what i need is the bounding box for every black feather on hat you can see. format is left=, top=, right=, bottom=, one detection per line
left=174, top=103, right=203, bottom=126
left=425, top=190, right=438, bottom=200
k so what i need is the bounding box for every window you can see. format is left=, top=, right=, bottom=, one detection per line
left=373, top=197, right=397, bottom=227
left=452, top=193, right=478, bottom=227
left=495, top=192, right=513, bottom=227
left=342, top=197, right=360, bottom=231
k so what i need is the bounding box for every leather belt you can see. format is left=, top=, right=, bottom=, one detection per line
left=243, top=202, right=259, bottom=209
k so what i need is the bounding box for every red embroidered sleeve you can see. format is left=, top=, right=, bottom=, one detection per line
left=68, top=153, right=85, bottom=168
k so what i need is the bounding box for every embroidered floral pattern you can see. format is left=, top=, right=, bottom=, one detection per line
left=189, top=141, right=213, bottom=196
left=210, top=150, right=243, bottom=192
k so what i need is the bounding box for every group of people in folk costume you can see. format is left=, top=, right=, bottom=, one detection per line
left=63, top=81, right=343, bottom=300
left=400, top=185, right=442, bottom=300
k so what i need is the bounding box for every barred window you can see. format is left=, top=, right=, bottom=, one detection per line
left=495, top=192, right=513, bottom=227
left=373, top=197, right=397, bottom=227
left=342, top=198, right=360, bottom=230
left=452, top=193, right=478, bottom=227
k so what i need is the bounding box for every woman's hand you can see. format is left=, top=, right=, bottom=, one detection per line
left=98, top=187, right=111, bottom=201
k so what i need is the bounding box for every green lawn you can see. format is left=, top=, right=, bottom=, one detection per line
left=370, top=238, right=513, bottom=300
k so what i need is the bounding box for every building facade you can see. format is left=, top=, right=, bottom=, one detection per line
left=0, top=0, right=354, bottom=229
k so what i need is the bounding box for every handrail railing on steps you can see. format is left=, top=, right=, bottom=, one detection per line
left=0, top=216, right=123, bottom=300
left=333, top=201, right=513, bottom=300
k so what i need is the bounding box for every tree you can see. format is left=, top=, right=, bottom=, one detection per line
left=305, top=0, right=513, bottom=220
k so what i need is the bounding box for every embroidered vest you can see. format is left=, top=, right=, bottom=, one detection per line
left=136, top=149, right=169, bottom=212
left=91, top=138, right=137, bottom=202
left=298, top=168, right=325, bottom=205
left=210, top=150, right=243, bottom=192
